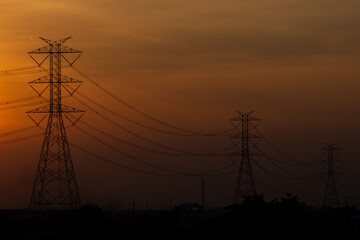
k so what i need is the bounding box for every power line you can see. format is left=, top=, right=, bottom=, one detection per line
left=255, top=129, right=319, bottom=166
left=72, top=98, right=234, bottom=156
left=0, top=65, right=39, bottom=73
left=0, top=132, right=44, bottom=145
left=0, top=125, right=39, bottom=137
left=72, top=66, right=233, bottom=136
left=69, top=142, right=179, bottom=177
left=257, top=144, right=319, bottom=167
left=255, top=145, right=320, bottom=180
left=252, top=159, right=304, bottom=194
left=342, top=161, right=360, bottom=177
left=0, top=65, right=71, bottom=76
left=75, top=125, right=197, bottom=176
left=74, top=125, right=236, bottom=177
left=68, top=88, right=222, bottom=137
left=256, top=159, right=308, bottom=181
left=0, top=95, right=40, bottom=106
left=0, top=69, right=45, bottom=76
left=336, top=178, right=360, bottom=201
left=76, top=120, right=231, bottom=157
left=0, top=95, right=73, bottom=111
left=0, top=100, right=49, bottom=110
left=338, top=174, right=360, bottom=189
left=254, top=159, right=323, bottom=195
left=0, top=70, right=42, bottom=76
left=70, top=141, right=236, bottom=178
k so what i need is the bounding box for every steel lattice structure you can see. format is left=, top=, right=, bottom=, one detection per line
left=322, top=143, right=340, bottom=208
left=229, top=111, right=262, bottom=204
left=27, top=37, right=84, bottom=210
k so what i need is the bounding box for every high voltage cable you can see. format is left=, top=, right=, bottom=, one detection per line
left=0, top=65, right=71, bottom=76
left=0, top=65, right=39, bottom=73
left=0, top=132, right=44, bottom=146
left=341, top=161, right=360, bottom=177
left=76, top=120, right=231, bottom=157
left=78, top=121, right=198, bottom=156
left=76, top=121, right=191, bottom=157
left=76, top=125, right=236, bottom=176
left=259, top=150, right=318, bottom=174
left=336, top=178, right=360, bottom=199
left=255, top=146, right=320, bottom=180
left=253, top=160, right=322, bottom=195
left=72, top=66, right=233, bottom=136
left=0, top=69, right=45, bottom=76
left=0, top=125, right=39, bottom=137
left=0, top=100, right=49, bottom=110
left=74, top=125, right=236, bottom=177
left=339, top=174, right=360, bottom=188
left=70, top=142, right=179, bottom=177
left=0, top=95, right=72, bottom=111
left=70, top=142, right=236, bottom=178
left=74, top=123, right=193, bottom=176
left=256, top=160, right=306, bottom=181
left=252, top=160, right=306, bottom=193
left=0, top=68, right=42, bottom=76
left=256, top=143, right=316, bottom=167
left=253, top=160, right=298, bottom=191
left=73, top=97, right=235, bottom=155
left=255, top=129, right=319, bottom=166
left=68, top=88, right=204, bottom=137
left=0, top=95, right=40, bottom=106
left=338, top=183, right=360, bottom=204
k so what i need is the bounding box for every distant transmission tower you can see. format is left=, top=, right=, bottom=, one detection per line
left=322, top=143, right=340, bottom=208
left=229, top=111, right=262, bottom=204
left=27, top=37, right=84, bottom=210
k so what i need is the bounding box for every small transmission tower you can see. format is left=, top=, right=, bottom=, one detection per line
left=229, top=111, right=262, bottom=204
left=322, top=143, right=340, bottom=208
left=27, top=37, right=84, bottom=210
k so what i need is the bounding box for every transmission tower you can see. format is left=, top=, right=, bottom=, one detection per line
left=27, top=37, right=84, bottom=210
left=229, top=111, right=262, bottom=204
left=321, top=143, right=340, bottom=208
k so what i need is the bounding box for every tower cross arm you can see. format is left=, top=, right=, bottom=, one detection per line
left=230, top=133, right=262, bottom=139
left=39, top=36, right=72, bottom=45
left=28, top=45, right=82, bottom=54
left=27, top=105, right=84, bottom=113
left=61, top=105, right=85, bottom=113
left=28, top=75, right=83, bottom=84
left=229, top=116, right=262, bottom=122
left=28, top=46, right=51, bottom=54
left=229, top=151, right=263, bottom=157
left=60, top=45, right=82, bottom=54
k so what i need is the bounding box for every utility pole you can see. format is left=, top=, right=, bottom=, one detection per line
left=229, top=111, right=262, bottom=204
left=201, top=177, right=205, bottom=208
left=322, top=143, right=340, bottom=208
left=27, top=37, right=84, bottom=210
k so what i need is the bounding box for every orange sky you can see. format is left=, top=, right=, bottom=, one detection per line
left=0, top=0, right=360, bottom=209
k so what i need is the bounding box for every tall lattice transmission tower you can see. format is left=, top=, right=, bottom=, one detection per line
left=322, top=143, right=340, bottom=208
left=27, top=37, right=84, bottom=210
left=229, top=111, right=262, bottom=204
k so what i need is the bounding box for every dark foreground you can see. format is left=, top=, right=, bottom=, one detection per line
left=1, top=195, right=360, bottom=239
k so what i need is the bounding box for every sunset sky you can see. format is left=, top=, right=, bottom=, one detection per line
left=0, top=0, right=360, bottom=209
